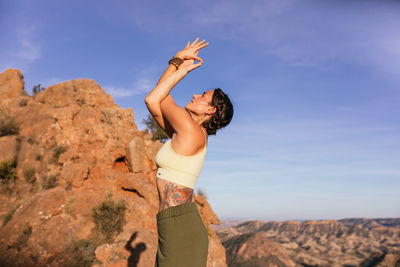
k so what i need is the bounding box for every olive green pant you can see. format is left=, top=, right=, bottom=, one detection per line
left=154, top=202, right=209, bottom=267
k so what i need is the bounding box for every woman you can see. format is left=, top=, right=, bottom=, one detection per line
left=145, top=38, right=234, bottom=267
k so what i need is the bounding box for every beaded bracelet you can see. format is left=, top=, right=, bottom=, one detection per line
left=168, top=57, right=184, bottom=70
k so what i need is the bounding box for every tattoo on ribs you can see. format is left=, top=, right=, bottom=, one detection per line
left=163, top=183, right=193, bottom=209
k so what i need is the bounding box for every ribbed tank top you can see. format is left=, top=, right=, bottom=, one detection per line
left=155, top=128, right=207, bottom=189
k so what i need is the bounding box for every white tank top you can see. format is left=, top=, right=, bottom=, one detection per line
left=155, top=129, right=207, bottom=189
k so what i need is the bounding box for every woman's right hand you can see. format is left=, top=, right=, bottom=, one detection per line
left=176, top=37, right=209, bottom=62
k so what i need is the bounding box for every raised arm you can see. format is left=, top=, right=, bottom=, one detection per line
left=145, top=38, right=209, bottom=136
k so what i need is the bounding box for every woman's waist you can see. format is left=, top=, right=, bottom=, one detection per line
left=156, top=178, right=194, bottom=212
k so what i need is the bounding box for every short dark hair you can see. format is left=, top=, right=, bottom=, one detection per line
left=202, top=88, right=234, bottom=135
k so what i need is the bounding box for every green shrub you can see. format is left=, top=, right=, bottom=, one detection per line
left=41, top=174, right=57, bottom=190
left=27, top=136, right=35, bottom=144
left=51, top=146, right=67, bottom=164
left=2, top=206, right=18, bottom=226
left=0, top=115, right=19, bottom=137
left=8, top=224, right=32, bottom=251
left=142, top=114, right=169, bottom=142
left=23, top=167, right=36, bottom=184
left=92, top=193, right=127, bottom=243
left=32, top=84, right=45, bottom=97
left=35, top=154, right=42, bottom=161
left=18, top=98, right=28, bottom=107
left=197, top=188, right=207, bottom=199
left=0, top=158, right=17, bottom=183
left=68, top=238, right=101, bottom=267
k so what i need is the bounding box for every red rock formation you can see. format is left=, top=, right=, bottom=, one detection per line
left=0, top=69, right=227, bottom=267
left=223, top=232, right=299, bottom=267
left=216, top=218, right=400, bottom=267
left=0, top=69, right=26, bottom=99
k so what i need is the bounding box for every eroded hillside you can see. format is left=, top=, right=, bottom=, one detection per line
left=0, top=69, right=227, bottom=267
left=215, top=218, right=400, bottom=266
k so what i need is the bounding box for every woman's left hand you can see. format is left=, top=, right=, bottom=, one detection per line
left=176, top=37, right=209, bottom=62
left=176, top=38, right=209, bottom=73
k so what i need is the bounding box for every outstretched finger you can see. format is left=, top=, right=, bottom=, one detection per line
left=191, top=37, right=199, bottom=46
left=196, top=43, right=209, bottom=51
left=186, top=41, right=190, bottom=47
left=196, top=40, right=206, bottom=46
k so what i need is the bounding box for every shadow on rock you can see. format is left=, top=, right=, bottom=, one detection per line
left=125, top=231, right=147, bottom=267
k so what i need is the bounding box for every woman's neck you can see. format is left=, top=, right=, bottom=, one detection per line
left=186, top=109, right=206, bottom=125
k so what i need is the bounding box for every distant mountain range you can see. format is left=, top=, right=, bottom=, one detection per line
left=213, top=218, right=400, bottom=267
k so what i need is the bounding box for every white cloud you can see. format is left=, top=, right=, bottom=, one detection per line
left=104, top=66, right=158, bottom=97
left=0, top=23, right=42, bottom=72
left=114, top=0, right=400, bottom=76
left=16, top=24, right=41, bottom=63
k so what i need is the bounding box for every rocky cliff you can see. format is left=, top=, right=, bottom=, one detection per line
left=0, top=69, right=227, bottom=267
left=215, top=218, right=400, bottom=267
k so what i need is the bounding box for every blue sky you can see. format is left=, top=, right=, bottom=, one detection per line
left=1, top=0, right=399, bottom=220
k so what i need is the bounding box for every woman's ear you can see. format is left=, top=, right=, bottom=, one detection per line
left=207, top=106, right=217, bottom=115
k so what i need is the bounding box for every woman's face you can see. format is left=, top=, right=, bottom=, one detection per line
left=185, top=90, right=216, bottom=116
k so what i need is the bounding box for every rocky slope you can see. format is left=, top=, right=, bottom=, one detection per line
left=215, top=218, right=400, bottom=267
left=223, top=231, right=299, bottom=267
left=0, top=69, right=227, bottom=267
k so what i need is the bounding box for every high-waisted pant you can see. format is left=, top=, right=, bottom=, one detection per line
left=154, top=202, right=209, bottom=267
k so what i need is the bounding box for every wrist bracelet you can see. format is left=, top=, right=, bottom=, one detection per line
left=168, top=57, right=184, bottom=70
